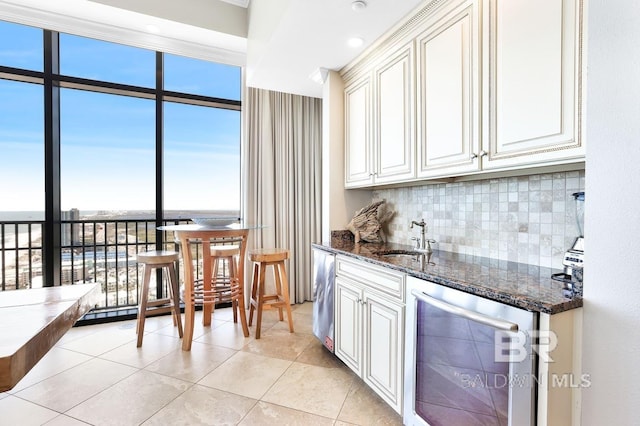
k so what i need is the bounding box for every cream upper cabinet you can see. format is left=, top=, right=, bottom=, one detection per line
left=344, top=43, right=415, bottom=188
left=344, top=75, right=374, bottom=187
left=374, top=43, right=415, bottom=184
left=481, top=0, right=585, bottom=169
left=416, top=0, right=481, bottom=178
left=342, top=0, right=584, bottom=187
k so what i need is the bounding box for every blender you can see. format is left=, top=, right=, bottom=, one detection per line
left=553, top=191, right=585, bottom=282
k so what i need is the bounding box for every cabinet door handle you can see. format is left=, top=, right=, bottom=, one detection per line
left=471, top=151, right=488, bottom=160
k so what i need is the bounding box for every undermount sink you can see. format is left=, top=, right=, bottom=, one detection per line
left=373, top=249, right=436, bottom=270
left=374, top=249, right=428, bottom=257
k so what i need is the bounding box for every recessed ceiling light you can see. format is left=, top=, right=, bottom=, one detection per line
left=352, top=0, right=367, bottom=11
left=347, top=37, right=364, bottom=48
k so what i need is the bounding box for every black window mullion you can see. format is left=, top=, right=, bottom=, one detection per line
left=155, top=52, right=164, bottom=298
left=43, top=30, right=61, bottom=287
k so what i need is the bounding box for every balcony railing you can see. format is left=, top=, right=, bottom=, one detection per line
left=0, top=217, right=232, bottom=315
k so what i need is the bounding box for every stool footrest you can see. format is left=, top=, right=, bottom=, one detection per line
left=141, top=306, right=177, bottom=317
left=253, top=295, right=282, bottom=304
left=146, top=298, right=173, bottom=307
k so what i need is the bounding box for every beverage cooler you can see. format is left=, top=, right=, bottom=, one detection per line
left=404, top=276, right=537, bottom=426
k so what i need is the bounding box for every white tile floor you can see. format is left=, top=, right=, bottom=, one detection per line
left=1, top=303, right=403, bottom=425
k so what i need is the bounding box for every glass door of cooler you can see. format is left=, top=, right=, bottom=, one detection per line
left=404, top=277, right=536, bottom=426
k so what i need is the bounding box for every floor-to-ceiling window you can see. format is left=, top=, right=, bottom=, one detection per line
left=0, top=20, right=241, bottom=308
left=0, top=79, right=45, bottom=217
left=60, top=89, right=157, bottom=213
left=0, top=21, right=45, bottom=219
left=162, top=53, right=241, bottom=216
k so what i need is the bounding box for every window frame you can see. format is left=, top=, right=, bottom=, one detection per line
left=0, top=25, right=242, bottom=287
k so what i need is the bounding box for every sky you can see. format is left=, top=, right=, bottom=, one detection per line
left=0, top=20, right=241, bottom=215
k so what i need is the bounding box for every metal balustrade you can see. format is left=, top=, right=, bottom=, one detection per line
left=0, top=218, right=235, bottom=316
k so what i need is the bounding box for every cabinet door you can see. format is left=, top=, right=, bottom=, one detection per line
left=363, top=291, right=404, bottom=414
left=374, top=43, right=415, bottom=183
left=417, top=1, right=481, bottom=178
left=334, top=277, right=363, bottom=376
left=344, top=75, right=374, bottom=187
left=483, top=0, right=584, bottom=169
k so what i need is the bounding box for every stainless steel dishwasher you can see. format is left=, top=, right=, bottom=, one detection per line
left=312, top=248, right=335, bottom=352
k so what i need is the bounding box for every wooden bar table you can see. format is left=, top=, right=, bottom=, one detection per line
left=0, top=283, right=98, bottom=391
left=160, top=223, right=259, bottom=351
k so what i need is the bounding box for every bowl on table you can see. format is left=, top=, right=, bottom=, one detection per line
left=190, top=217, right=239, bottom=227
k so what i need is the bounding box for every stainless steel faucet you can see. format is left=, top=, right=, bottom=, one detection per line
left=410, top=219, right=428, bottom=252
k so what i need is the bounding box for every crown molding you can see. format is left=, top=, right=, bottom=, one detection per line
left=219, top=0, right=250, bottom=8
left=0, top=0, right=247, bottom=66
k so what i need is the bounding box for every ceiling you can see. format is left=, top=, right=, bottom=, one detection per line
left=246, top=0, right=424, bottom=97
left=0, top=0, right=425, bottom=98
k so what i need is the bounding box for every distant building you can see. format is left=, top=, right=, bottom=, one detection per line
left=61, top=208, right=80, bottom=246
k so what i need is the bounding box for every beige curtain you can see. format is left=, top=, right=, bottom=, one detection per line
left=243, top=87, right=322, bottom=303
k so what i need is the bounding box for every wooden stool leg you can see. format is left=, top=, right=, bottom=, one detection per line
left=137, top=265, right=153, bottom=347
left=169, top=267, right=178, bottom=328
left=182, top=293, right=195, bottom=351
left=212, top=257, right=220, bottom=285
left=229, top=256, right=238, bottom=323
left=211, top=257, right=221, bottom=315
left=248, top=262, right=259, bottom=326
left=236, top=278, right=250, bottom=337
left=278, top=261, right=294, bottom=333
left=273, top=262, right=284, bottom=321
left=168, top=262, right=183, bottom=338
left=255, top=262, right=268, bottom=339
left=202, top=242, right=212, bottom=327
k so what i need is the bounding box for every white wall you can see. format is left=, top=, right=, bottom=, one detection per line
left=582, top=0, right=640, bottom=423
left=321, top=70, right=372, bottom=242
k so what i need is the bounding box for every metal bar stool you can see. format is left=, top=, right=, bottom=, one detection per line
left=248, top=248, right=294, bottom=339
left=136, top=250, right=183, bottom=347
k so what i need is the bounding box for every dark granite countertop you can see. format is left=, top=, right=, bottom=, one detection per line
left=312, top=236, right=583, bottom=315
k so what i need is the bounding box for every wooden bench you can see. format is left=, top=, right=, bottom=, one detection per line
left=0, top=283, right=99, bottom=392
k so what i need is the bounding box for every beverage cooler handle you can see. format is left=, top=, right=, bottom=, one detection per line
left=411, top=289, right=519, bottom=332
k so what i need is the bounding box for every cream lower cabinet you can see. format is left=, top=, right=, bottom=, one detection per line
left=537, top=308, right=583, bottom=425
left=334, top=256, right=405, bottom=414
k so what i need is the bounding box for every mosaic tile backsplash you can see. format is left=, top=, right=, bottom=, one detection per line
left=373, top=170, right=585, bottom=270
